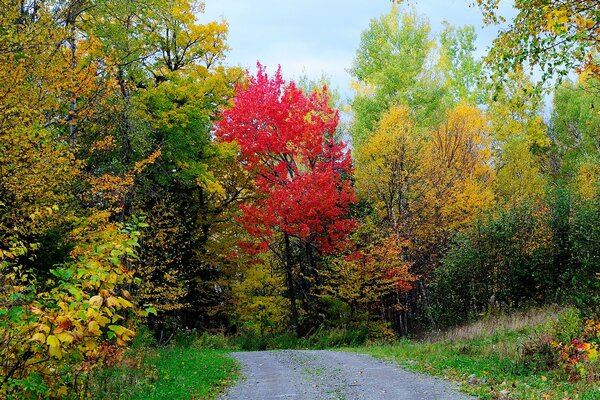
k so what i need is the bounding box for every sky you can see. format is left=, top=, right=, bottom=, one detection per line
left=202, top=0, right=513, bottom=101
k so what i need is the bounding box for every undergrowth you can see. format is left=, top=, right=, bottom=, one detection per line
left=351, top=307, right=600, bottom=400
left=193, top=325, right=389, bottom=351
left=88, top=328, right=239, bottom=400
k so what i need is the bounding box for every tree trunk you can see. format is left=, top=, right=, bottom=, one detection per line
left=68, top=26, right=77, bottom=147
left=117, top=68, right=133, bottom=165
left=284, top=233, right=299, bottom=336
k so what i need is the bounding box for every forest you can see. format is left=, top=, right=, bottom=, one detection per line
left=0, top=0, right=599, bottom=398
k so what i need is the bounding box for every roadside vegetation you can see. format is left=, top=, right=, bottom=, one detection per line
left=354, top=307, right=599, bottom=400
left=87, top=329, right=239, bottom=400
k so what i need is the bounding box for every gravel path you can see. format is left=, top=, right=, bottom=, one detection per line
left=220, top=350, right=474, bottom=400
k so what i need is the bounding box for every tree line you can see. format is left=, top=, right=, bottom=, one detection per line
left=1, top=0, right=598, bottom=397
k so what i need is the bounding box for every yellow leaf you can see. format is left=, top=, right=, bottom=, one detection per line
left=31, top=332, right=46, bottom=343
left=89, top=295, right=103, bottom=308
left=108, top=325, right=125, bottom=335
left=87, top=320, right=100, bottom=335
left=85, top=339, right=98, bottom=352
left=56, top=332, right=74, bottom=344
left=49, top=345, right=62, bottom=359
left=106, top=296, right=118, bottom=307
left=118, top=297, right=133, bottom=309
left=46, top=335, right=60, bottom=347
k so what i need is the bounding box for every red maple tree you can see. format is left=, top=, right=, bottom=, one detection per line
left=215, top=64, right=356, bottom=332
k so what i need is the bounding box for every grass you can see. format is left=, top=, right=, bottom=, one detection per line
left=349, top=308, right=600, bottom=400
left=89, top=331, right=239, bottom=400
left=132, top=347, right=238, bottom=400
left=89, top=308, right=599, bottom=399
left=218, top=327, right=372, bottom=351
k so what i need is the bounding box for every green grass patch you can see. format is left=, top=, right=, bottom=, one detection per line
left=134, top=347, right=238, bottom=400
left=90, top=345, right=239, bottom=400
left=349, top=310, right=599, bottom=399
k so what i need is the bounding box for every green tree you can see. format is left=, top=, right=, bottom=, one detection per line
left=439, top=23, right=484, bottom=105
left=349, top=6, right=441, bottom=148
left=550, top=78, right=600, bottom=179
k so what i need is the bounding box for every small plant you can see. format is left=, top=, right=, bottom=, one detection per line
left=553, top=319, right=600, bottom=382
left=196, top=331, right=232, bottom=349
left=519, top=334, right=558, bottom=371
left=554, top=339, right=598, bottom=382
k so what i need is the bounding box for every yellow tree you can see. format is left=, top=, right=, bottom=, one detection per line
left=487, top=71, right=549, bottom=207
left=355, top=105, right=424, bottom=235
left=325, top=233, right=416, bottom=334
left=0, top=2, right=155, bottom=397
left=0, top=0, right=81, bottom=268
left=416, top=103, right=494, bottom=273
left=352, top=102, right=492, bottom=330
left=230, top=255, right=288, bottom=337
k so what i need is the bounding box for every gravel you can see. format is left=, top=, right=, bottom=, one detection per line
left=220, top=350, right=475, bottom=400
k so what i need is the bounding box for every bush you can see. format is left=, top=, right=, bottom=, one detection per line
left=432, top=204, right=554, bottom=328
left=195, top=331, right=233, bottom=349
left=569, top=195, right=600, bottom=316
left=519, top=334, right=558, bottom=371
left=0, top=218, right=145, bottom=399
left=517, top=309, right=599, bottom=382
left=234, top=332, right=269, bottom=351
left=545, top=308, right=585, bottom=344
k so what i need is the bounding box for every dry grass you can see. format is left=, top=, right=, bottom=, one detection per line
left=424, top=305, right=564, bottom=343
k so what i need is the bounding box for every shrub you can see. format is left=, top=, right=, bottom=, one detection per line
left=432, top=203, right=553, bottom=328
left=519, top=334, right=558, bottom=371
left=0, top=217, right=148, bottom=399
left=517, top=309, right=599, bottom=382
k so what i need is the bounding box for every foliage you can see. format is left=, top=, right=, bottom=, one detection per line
left=230, top=258, right=288, bottom=337
left=432, top=204, right=554, bottom=327
left=94, top=0, right=246, bottom=330
left=216, top=64, right=356, bottom=334
left=550, top=78, right=600, bottom=179
left=417, top=103, right=493, bottom=255
left=217, top=65, right=355, bottom=254
left=354, top=307, right=599, bottom=399
left=520, top=309, right=599, bottom=383
left=88, top=335, right=239, bottom=400
left=0, top=216, right=147, bottom=398
left=487, top=71, right=548, bottom=207
left=354, top=105, right=423, bottom=233
left=3, top=0, right=600, bottom=395
left=568, top=184, right=600, bottom=316
left=324, top=234, right=416, bottom=322
left=439, top=23, right=484, bottom=105
left=349, top=6, right=441, bottom=148
left=0, top=0, right=241, bottom=397
left=476, top=0, right=600, bottom=82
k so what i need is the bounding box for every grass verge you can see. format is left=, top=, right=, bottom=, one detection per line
left=89, top=344, right=238, bottom=400
left=350, top=308, right=600, bottom=400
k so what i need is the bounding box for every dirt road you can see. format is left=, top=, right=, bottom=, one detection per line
left=220, top=350, right=474, bottom=400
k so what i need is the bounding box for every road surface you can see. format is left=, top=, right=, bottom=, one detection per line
left=220, top=350, right=474, bottom=400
